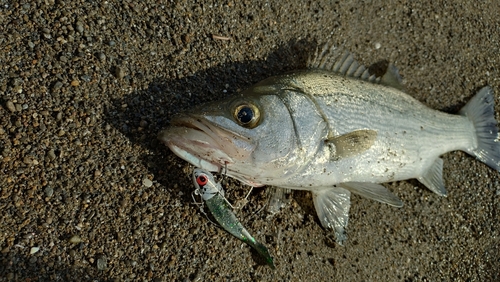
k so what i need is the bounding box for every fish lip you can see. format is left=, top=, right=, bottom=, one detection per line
left=158, top=114, right=235, bottom=171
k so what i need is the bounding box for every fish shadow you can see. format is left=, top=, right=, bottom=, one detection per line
left=0, top=251, right=115, bottom=282
left=102, top=39, right=315, bottom=193
left=101, top=39, right=316, bottom=266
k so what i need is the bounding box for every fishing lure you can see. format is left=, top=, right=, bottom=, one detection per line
left=192, top=168, right=275, bottom=269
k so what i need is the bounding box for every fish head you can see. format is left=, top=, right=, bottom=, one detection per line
left=159, top=83, right=306, bottom=186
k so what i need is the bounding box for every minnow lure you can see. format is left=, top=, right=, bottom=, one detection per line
left=192, top=168, right=275, bottom=269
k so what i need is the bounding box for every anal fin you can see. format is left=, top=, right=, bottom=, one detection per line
left=312, top=187, right=351, bottom=245
left=266, top=187, right=291, bottom=214
left=417, top=158, right=447, bottom=196
left=342, top=182, right=403, bottom=207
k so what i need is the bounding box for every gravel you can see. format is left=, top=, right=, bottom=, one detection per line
left=142, top=178, right=153, bottom=188
left=5, top=101, right=16, bottom=113
left=0, top=0, right=498, bottom=281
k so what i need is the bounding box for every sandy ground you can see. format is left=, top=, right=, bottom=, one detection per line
left=1, top=1, right=499, bottom=281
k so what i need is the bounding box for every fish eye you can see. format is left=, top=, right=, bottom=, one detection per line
left=196, top=175, right=208, bottom=186
left=233, top=103, right=260, bottom=128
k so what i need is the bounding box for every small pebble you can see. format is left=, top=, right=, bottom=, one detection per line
left=71, top=80, right=80, bottom=86
left=69, top=235, right=82, bottom=244
left=2, top=149, right=10, bottom=157
left=23, top=156, right=33, bottom=164
left=81, top=75, right=91, bottom=82
left=44, top=186, right=54, bottom=197
left=76, top=22, right=84, bottom=33
left=47, top=149, right=56, bottom=160
left=53, top=81, right=63, bottom=89
left=142, top=178, right=153, bottom=188
left=97, top=257, right=107, bottom=270
left=6, top=100, right=16, bottom=112
left=97, top=52, right=106, bottom=61
left=30, top=247, right=39, bottom=254
left=114, top=66, right=125, bottom=79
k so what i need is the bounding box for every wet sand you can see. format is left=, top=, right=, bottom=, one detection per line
left=0, top=1, right=498, bottom=281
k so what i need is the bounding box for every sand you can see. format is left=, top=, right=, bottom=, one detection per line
left=0, top=1, right=498, bottom=281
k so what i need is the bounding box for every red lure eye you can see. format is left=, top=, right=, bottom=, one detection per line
left=196, top=175, right=208, bottom=186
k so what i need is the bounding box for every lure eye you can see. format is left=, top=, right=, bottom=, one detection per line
left=196, top=175, right=208, bottom=186
left=233, top=103, right=260, bottom=128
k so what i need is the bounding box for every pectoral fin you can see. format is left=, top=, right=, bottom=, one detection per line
left=312, top=186, right=351, bottom=245
left=417, top=158, right=447, bottom=196
left=342, top=182, right=403, bottom=207
left=327, top=129, right=377, bottom=160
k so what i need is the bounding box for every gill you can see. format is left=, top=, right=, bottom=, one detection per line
left=276, top=86, right=336, bottom=147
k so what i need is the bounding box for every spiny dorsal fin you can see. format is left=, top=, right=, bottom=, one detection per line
left=308, top=42, right=405, bottom=90
left=308, top=43, right=379, bottom=83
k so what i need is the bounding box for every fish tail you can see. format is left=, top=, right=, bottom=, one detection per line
left=459, top=86, right=500, bottom=170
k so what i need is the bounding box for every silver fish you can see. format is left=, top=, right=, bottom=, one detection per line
left=192, top=168, right=275, bottom=269
left=160, top=43, right=500, bottom=244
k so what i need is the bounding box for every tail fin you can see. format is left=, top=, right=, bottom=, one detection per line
left=252, top=241, right=276, bottom=269
left=459, top=86, right=500, bottom=170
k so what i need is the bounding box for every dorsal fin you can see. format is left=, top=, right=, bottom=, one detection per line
left=308, top=42, right=405, bottom=90
left=308, top=42, right=380, bottom=83
left=368, top=60, right=405, bottom=91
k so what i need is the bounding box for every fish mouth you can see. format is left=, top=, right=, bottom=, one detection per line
left=158, top=114, right=254, bottom=172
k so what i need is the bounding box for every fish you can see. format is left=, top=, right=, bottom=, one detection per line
left=192, top=168, right=275, bottom=269
left=160, top=43, right=500, bottom=244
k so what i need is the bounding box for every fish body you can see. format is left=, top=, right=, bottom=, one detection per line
left=193, top=168, right=275, bottom=269
left=162, top=44, right=500, bottom=243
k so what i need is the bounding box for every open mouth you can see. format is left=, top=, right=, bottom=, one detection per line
left=158, top=115, right=235, bottom=172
